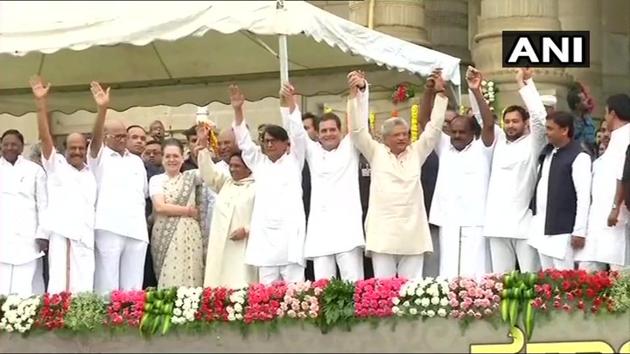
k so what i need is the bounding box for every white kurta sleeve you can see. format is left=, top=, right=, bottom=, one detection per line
left=148, top=174, right=165, bottom=197
left=571, top=152, right=592, bottom=237
left=87, top=143, right=104, bottom=173
left=198, top=149, right=229, bottom=193
left=281, top=106, right=307, bottom=169
left=468, top=88, right=483, bottom=127
left=41, top=148, right=62, bottom=174
left=349, top=86, right=379, bottom=162
left=34, top=166, right=48, bottom=240
left=519, top=78, right=547, bottom=154
left=232, top=120, right=264, bottom=172
left=412, top=94, right=448, bottom=162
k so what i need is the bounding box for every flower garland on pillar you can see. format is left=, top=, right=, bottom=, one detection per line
left=369, top=112, right=376, bottom=133
left=481, top=80, right=498, bottom=111
left=410, top=104, right=419, bottom=142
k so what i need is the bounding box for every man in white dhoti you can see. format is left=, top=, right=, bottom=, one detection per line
left=348, top=70, right=448, bottom=280
left=0, top=129, right=47, bottom=297
left=429, top=66, right=496, bottom=280
left=577, top=94, right=630, bottom=271
left=528, top=112, right=592, bottom=270
left=483, top=68, right=546, bottom=273
left=300, top=71, right=366, bottom=281
left=30, top=76, right=97, bottom=293
left=88, top=82, right=149, bottom=294
left=231, top=84, right=306, bottom=284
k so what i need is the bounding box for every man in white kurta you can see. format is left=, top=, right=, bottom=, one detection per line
left=429, top=67, right=496, bottom=280
left=483, top=70, right=546, bottom=273
left=0, top=130, right=48, bottom=297
left=576, top=94, right=630, bottom=271
left=87, top=82, right=149, bottom=294
left=300, top=77, right=366, bottom=281
left=349, top=73, right=448, bottom=280
left=232, top=84, right=306, bottom=284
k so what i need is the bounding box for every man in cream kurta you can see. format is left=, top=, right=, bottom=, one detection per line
left=483, top=70, right=547, bottom=273
left=349, top=72, right=448, bottom=280
left=232, top=84, right=307, bottom=285
left=0, top=130, right=48, bottom=297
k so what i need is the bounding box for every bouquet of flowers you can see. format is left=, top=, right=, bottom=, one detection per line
left=392, top=277, right=450, bottom=319
left=226, top=289, right=247, bottom=322
left=354, top=278, right=406, bottom=318
left=197, top=287, right=231, bottom=323
left=63, top=293, right=107, bottom=331
left=243, top=282, right=287, bottom=324
left=36, top=292, right=72, bottom=330
left=481, top=80, right=497, bottom=111
left=449, top=275, right=502, bottom=322
left=278, top=280, right=328, bottom=320
left=107, top=290, right=145, bottom=327
left=392, top=84, right=416, bottom=104
left=0, top=295, right=40, bottom=333
left=171, top=287, right=203, bottom=325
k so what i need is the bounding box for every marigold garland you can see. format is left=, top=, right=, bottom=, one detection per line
left=410, top=104, right=419, bottom=142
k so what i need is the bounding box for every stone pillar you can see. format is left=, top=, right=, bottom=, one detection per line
left=425, top=0, right=471, bottom=65
left=599, top=0, right=630, bottom=102
left=349, top=0, right=431, bottom=47
left=558, top=0, right=604, bottom=117
left=471, top=0, right=573, bottom=111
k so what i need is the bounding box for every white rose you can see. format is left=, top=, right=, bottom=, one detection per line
left=409, top=308, right=418, bottom=316
left=440, top=298, right=449, bottom=307
left=421, top=298, right=430, bottom=307
left=403, top=301, right=410, bottom=308
left=227, top=314, right=236, bottom=321
left=420, top=310, right=427, bottom=316
left=438, top=309, right=447, bottom=317
left=185, top=313, right=195, bottom=322
left=392, top=306, right=400, bottom=314
left=234, top=303, right=243, bottom=313
left=415, top=288, right=424, bottom=297
left=425, top=277, right=434, bottom=283
left=431, top=297, right=439, bottom=305
left=175, top=299, right=183, bottom=307
left=392, top=298, right=400, bottom=306
left=406, top=287, right=415, bottom=297
left=488, top=81, right=494, bottom=87
left=227, top=307, right=235, bottom=314
left=481, top=80, right=487, bottom=86
left=173, top=308, right=182, bottom=316
left=427, top=310, right=436, bottom=318
left=414, top=298, right=422, bottom=306
left=235, top=314, right=243, bottom=321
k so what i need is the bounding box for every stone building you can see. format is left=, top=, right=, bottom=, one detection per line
left=2, top=0, right=629, bottom=149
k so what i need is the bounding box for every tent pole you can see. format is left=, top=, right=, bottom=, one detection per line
left=277, top=0, right=289, bottom=84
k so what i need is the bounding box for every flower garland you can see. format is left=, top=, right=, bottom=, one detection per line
left=172, top=287, right=202, bottom=325
left=410, top=104, right=419, bottom=142
left=0, top=296, right=39, bottom=333
left=243, top=282, right=286, bottom=324
left=226, top=288, right=247, bottom=322
left=481, top=80, right=497, bottom=111
left=393, top=277, right=450, bottom=319
left=278, top=280, right=327, bottom=320
left=197, top=287, right=231, bottom=323
left=450, top=275, right=502, bottom=322
left=369, top=112, right=376, bottom=133
left=354, top=278, right=406, bottom=318
left=107, top=290, right=145, bottom=328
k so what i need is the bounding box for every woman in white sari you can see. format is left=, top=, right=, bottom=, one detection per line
left=197, top=126, right=257, bottom=288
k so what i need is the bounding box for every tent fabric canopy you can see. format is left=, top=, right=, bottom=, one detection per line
left=0, top=1, right=461, bottom=116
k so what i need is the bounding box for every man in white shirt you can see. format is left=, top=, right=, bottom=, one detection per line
left=429, top=66, right=496, bottom=280
left=578, top=94, right=630, bottom=271
left=30, top=76, right=97, bottom=293
left=216, top=128, right=237, bottom=175
left=0, top=129, right=47, bottom=297
left=88, top=82, right=149, bottom=294
left=483, top=68, right=546, bottom=273
left=528, top=112, right=592, bottom=270
left=127, top=125, right=147, bottom=157
left=349, top=70, right=448, bottom=280
left=300, top=71, right=367, bottom=282
left=230, top=83, right=306, bottom=284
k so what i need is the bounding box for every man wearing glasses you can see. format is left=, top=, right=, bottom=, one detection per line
left=87, top=82, right=149, bottom=294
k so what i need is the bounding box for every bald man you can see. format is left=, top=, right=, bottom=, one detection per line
left=87, top=82, right=149, bottom=294
left=216, top=128, right=238, bottom=173
left=29, top=76, right=97, bottom=293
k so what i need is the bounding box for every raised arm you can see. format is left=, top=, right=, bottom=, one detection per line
left=229, top=84, right=264, bottom=171
left=197, top=126, right=229, bottom=193
left=30, top=76, right=54, bottom=160
left=515, top=68, right=547, bottom=153
left=466, top=66, right=495, bottom=147
left=88, top=82, right=110, bottom=158
left=347, top=71, right=377, bottom=161
left=412, top=70, right=448, bottom=160
left=419, top=76, right=436, bottom=131
left=279, top=83, right=307, bottom=168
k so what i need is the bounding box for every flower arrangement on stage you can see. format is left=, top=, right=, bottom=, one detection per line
left=0, top=271, right=627, bottom=338
left=481, top=79, right=497, bottom=111
left=392, top=83, right=416, bottom=104
left=392, top=277, right=450, bottom=319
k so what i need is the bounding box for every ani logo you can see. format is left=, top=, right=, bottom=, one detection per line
left=502, top=31, right=590, bottom=68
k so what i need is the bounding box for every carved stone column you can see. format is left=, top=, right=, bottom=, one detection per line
left=599, top=0, right=630, bottom=104
left=349, top=0, right=431, bottom=47
left=559, top=0, right=604, bottom=117
left=471, top=0, right=573, bottom=110
left=425, top=0, right=471, bottom=65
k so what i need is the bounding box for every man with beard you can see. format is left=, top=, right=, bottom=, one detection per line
left=127, top=125, right=147, bottom=157
left=30, top=76, right=97, bottom=293
left=0, top=128, right=47, bottom=296
left=149, top=120, right=166, bottom=143
left=483, top=68, right=546, bottom=274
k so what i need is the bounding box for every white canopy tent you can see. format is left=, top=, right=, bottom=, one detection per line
left=0, top=1, right=461, bottom=116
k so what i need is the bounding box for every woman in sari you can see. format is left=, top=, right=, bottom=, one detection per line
left=149, top=139, right=204, bottom=288
left=197, top=126, right=257, bottom=288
